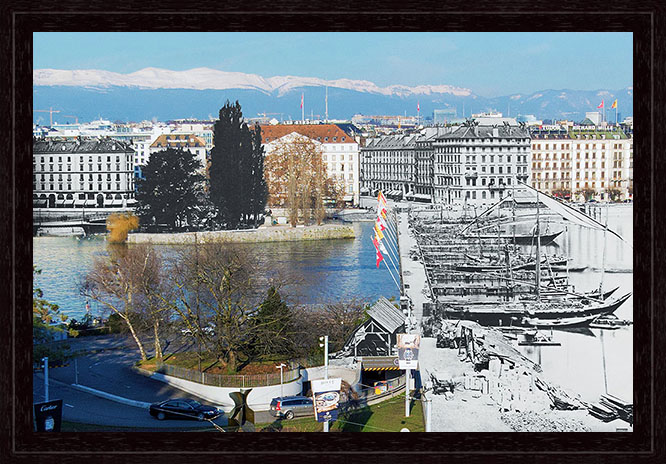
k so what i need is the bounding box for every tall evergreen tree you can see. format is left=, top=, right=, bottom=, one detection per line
left=209, top=101, right=249, bottom=229
left=135, top=148, right=205, bottom=230
left=248, top=124, right=268, bottom=227
left=209, top=101, right=267, bottom=229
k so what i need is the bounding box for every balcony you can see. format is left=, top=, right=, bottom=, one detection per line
left=464, top=171, right=478, bottom=179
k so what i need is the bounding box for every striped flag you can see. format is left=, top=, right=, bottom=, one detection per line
left=597, top=100, right=604, bottom=109
left=378, top=191, right=388, bottom=208
left=375, top=216, right=385, bottom=231
left=376, top=234, right=388, bottom=255
left=374, top=223, right=385, bottom=240
left=372, top=236, right=384, bottom=268
left=300, top=93, right=304, bottom=109
left=611, top=99, right=618, bottom=109
left=375, top=250, right=384, bottom=268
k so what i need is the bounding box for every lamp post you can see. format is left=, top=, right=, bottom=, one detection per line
left=319, top=335, right=329, bottom=432
left=42, top=357, right=49, bottom=402
left=276, top=363, right=286, bottom=398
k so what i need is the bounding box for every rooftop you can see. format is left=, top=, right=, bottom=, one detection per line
left=33, top=137, right=133, bottom=154
left=260, top=124, right=355, bottom=144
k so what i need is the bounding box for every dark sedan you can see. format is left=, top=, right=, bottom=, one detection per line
left=149, top=398, right=222, bottom=421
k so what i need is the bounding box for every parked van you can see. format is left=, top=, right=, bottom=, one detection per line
left=269, top=396, right=314, bottom=420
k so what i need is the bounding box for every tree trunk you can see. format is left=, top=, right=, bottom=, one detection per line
left=124, top=315, right=148, bottom=361
left=153, top=319, right=163, bottom=361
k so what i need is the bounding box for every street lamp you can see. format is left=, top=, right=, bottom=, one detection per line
left=276, top=363, right=286, bottom=398
left=319, top=335, right=329, bottom=432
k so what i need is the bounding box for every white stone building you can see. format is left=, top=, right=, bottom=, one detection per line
left=33, top=138, right=136, bottom=210
left=360, top=133, right=418, bottom=198
left=261, top=124, right=360, bottom=205
left=531, top=128, right=633, bottom=201
left=432, top=121, right=531, bottom=207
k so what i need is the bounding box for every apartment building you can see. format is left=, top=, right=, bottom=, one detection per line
left=261, top=124, right=360, bottom=204
left=360, top=133, right=418, bottom=198
left=33, top=138, right=136, bottom=209
left=531, top=128, right=633, bottom=201
left=432, top=121, right=531, bottom=207
left=149, top=133, right=208, bottom=175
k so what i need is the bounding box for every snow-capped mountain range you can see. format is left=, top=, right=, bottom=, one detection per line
left=33, top=67, right=633, bottom=123
left=34, top=67, right=473, bottom=98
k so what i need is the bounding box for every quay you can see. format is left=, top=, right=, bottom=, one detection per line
left=394, top=204, right=631, bottom=432
left=127, top=223, right=356, bottom=244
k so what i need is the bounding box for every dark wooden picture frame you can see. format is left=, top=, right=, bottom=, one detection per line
left=2, top=2, right=664, bottom=463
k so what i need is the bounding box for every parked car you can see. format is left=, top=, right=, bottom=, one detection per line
left=269, top=396, right=314, bottom=420
left=149, top=398, right=222, bottom=421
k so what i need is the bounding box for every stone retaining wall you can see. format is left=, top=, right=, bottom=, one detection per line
left=127, top=224, right=355, bottom=245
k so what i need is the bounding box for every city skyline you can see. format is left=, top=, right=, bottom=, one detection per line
left=33, top=32, right=633, bottom=98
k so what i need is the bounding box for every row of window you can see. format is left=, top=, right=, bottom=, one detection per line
left=34, top=155, right=129, bottom=163
left=34, top=173, right=126, bottom=181
left=323, top=154, right=355, bottom=162
left=35, top=182, right=133, bottom=192
left=35, top=164, right=131, bottom=173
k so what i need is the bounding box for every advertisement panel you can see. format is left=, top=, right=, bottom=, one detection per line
left=397, top=333, right=420, bottom=370
left=33, top=399, right=63, bottom=432
left=311, top=378, right=342, bottom=423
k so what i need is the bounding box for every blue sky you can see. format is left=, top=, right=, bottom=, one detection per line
left=33, top=32, right=632, bottom=97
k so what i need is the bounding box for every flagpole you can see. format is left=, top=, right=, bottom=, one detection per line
left=372, top=237, right=401, bottom=290
left=382, top=255, right=401, bottom=291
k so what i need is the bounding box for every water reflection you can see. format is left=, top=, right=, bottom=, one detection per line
left=516, top=204, right=633, bottom=402
left=33, top=221, right=399, bottom=321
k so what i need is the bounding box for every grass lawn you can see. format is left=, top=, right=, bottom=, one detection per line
left=138, top=351, right=296, bottom=376
left=257, top=392, right=425, bottom=432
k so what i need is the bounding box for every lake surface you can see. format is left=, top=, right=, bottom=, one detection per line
left=33, top=204, right=634, bottom=403
left=518, top=203, right=633, bottom=403
left=33, top=221, right=400, bottom=321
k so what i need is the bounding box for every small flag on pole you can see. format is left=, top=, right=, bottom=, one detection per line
left=375, top=250, right=384, bottom=268
left=372, top=236, right=384, bottom=268
left=374, top=223, right=385, bottom=240
left=597, top=100, right=604, bottom=109
left=378, top=191, right=388, bottom=207
left=417, top=101, right=420, bottom=112
left=611, top=99, right=617, bottom=109
left=300, top=93, right=304, bottom=109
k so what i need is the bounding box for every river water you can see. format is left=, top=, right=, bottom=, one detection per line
left=33, top=204, right=633, bottom=403
left=33, top=221, right=400, bottom=321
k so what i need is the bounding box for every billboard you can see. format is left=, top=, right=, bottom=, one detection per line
left=33, top=399, right=63, bottom=432
left=311, top=378, right=342, bottom=423
left=397, top=333, right=420, bottom=370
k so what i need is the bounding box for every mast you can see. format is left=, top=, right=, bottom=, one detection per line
left=535, top=190, right=541, bottom=301
left=599, top=200, right=609, bottom=295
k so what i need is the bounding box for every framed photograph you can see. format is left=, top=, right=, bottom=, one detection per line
left=3, top=2, right=663, bottom=463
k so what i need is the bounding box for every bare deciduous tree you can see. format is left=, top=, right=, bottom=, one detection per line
left=264, top=134, right=334, bottom=226
left=81, top=244, right=164, bottom=361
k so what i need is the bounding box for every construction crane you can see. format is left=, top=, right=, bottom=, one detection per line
left=35, top=107, right=60, bottom=126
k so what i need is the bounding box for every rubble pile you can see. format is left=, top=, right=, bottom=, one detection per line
left=501, top=411, right=592, bottom=432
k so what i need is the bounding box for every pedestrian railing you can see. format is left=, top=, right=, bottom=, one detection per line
left=154, top=361, right=301, bottom=388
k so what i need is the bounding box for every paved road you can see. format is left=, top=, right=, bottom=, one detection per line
left=33, top=333, right=275, bottom=429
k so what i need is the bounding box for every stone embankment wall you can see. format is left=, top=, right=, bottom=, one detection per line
left=127, top=224, right=355, bottom=245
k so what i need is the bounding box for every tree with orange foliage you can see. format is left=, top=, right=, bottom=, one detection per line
left=264, top=134, right=336, bottom=226
left=106, top=212, right=139, bottom=243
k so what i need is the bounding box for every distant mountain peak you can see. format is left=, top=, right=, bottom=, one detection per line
left=34, top=67, right=473, bottom=98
